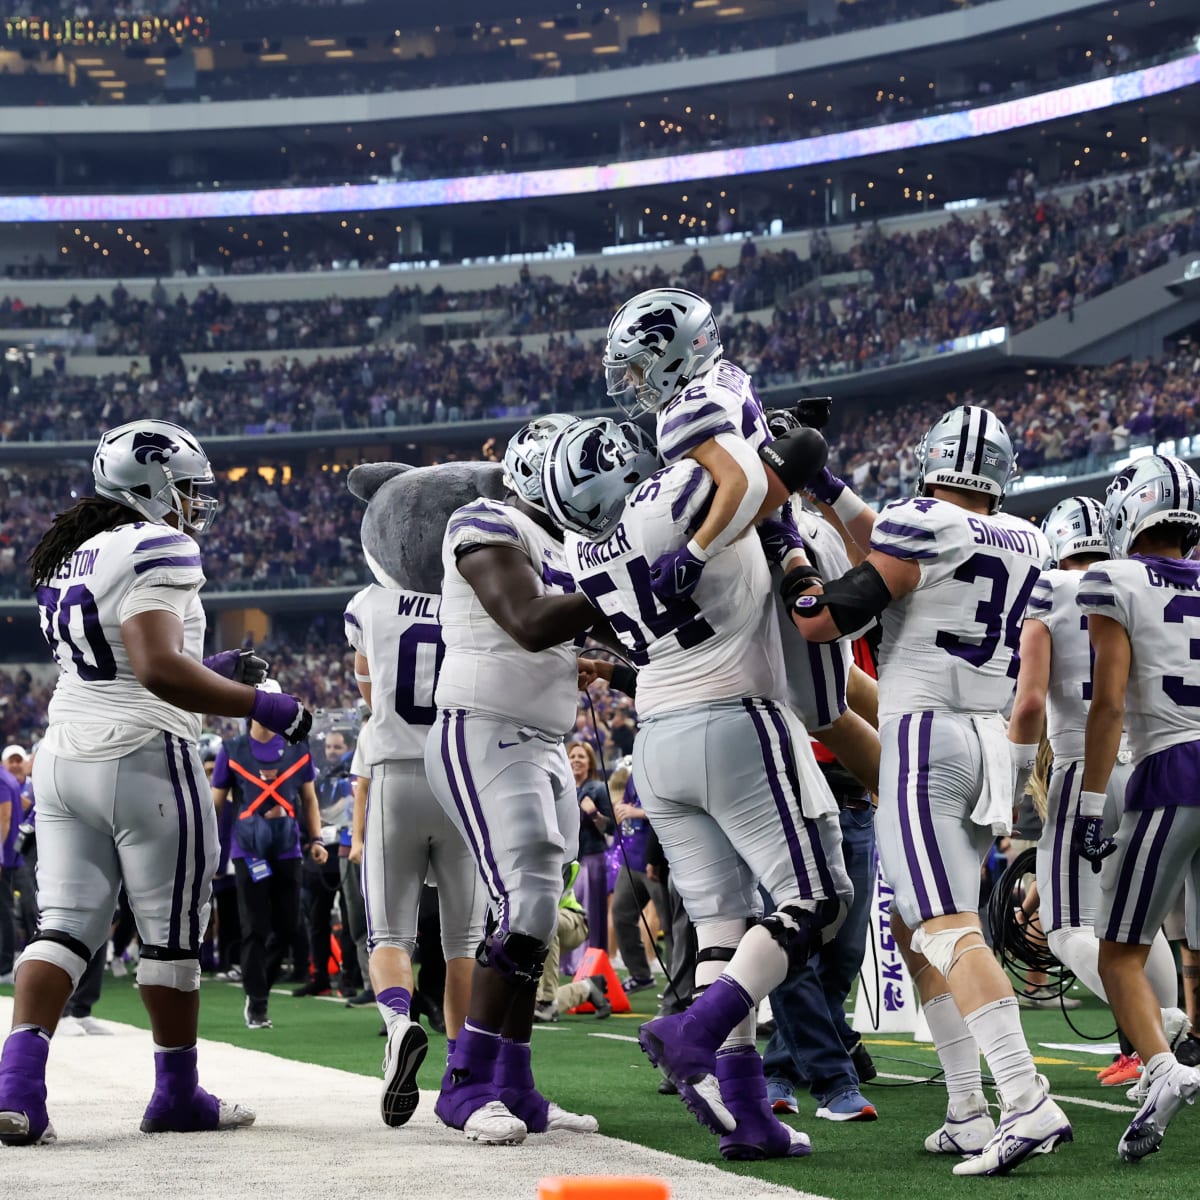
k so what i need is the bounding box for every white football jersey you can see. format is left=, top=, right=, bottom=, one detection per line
left=1077, top=555, right=1200, bottom=761
left=1024, top=568, right=1097, bottom=762
left=776, top=500, right=854, bottom=732
left=345, top=583, right=443, bottom=765
left=869, top=497, right=1049, bottom=727
left=565, top=461, right=784, bottom=719
left=655, top=358, right=770, bottom=465
left=39, top=521, right=206, bottom=759
left=436, top=497, right=579, bottom=735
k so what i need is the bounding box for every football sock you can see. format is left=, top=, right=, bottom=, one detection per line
left=152, top=1043, right=194, bottom=1055
left=922, top=993, right=982, bottom=1108
left=721, top=926, right=789, bottom=1006
left=1046, top=926, right=1106, bottom=1000
left=1145, top=1051, right=1177, bottom=1083
left=964, top=996, right=1037, bottom=1108
left=377, top=986, right=412, bottom=1032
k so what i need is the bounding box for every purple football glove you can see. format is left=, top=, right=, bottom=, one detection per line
left=249, top=689, right=313, bottom=745
left=758, top=509, right=807, bottom=567
left=649, top=542, right=706, bottom=601
left=204, top=649, right=270, bottom=686
left=1071, top=816, right=1116, bottom=874
left=808, top=467, right=848, bottom=506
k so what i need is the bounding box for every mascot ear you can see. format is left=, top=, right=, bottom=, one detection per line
left=348, top=462, right=413, bottom=503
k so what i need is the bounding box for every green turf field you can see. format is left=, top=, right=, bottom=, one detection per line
left=9, top=972, right=1194, bottom=1200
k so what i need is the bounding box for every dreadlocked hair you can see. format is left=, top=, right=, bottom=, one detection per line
left=29, top=497, right=141, bottom=588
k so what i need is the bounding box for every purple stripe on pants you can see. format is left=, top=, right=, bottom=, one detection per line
left=179, top=740, right=208, bottom=952
left=579, top=852, right=609, bottom=951
left=1048, top=762, right=1076, bottom=930
left=895, top=715, right=934, bottom=920
left=162, top=733, right=189, bottom=952
left=1063, top=764, right=1081, bottom=927
left=806, top=642, right=832, bottom=728
left=1103, top=808, right=1157, bottom=942
left=764, top=701, right=836, bottom=899
left=742, top=699, right=813, bottom=900
left=438, top=713, right=489, bottom=904
left=914, top=712, right=956, bottom=915
left=1124, top=807, right=1177, bottom=943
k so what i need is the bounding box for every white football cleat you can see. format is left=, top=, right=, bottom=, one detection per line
left=924, top=1092, right=995, bottom=1155
left=1118, top=1063, right=1200, bottom=1163
left=381, top=1020, right=429, bottom=1128
left=55, top=1018, right=86, bottom=1038
left=463, top=1100, right=527, bottom=1145
left=544, top=1102, right=599, bottom=1133
left=217, top=1100, right=257, bottom=1130
left=952, top=1076, right=1072, bottom=1176
left=76, top=1017, right=112, bottom=1036
left=0, top=1111, right=56, bottom=1146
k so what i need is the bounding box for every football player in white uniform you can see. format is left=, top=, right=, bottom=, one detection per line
left=786, top=406, right=1072, bottom=1176
left=605, top=288, right=805, bottom=603
left=1008, top=497, right=1185, bottom=1055
left=424, top=415, right=605, bottom=1145
left=344, top=572, right=485, bottom=1129
left=1075, top=455, right=1200, bottom=1161
left=542, top=417, right=851, bottom=1161
left=0, top=420, right=312, bottom=1146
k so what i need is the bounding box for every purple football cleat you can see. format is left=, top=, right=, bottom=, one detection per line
left=0, top=1029, right=55, bottom=1147
left=638, top=1013, right=735, bottom=1134
left=716, top=1047, right=812, bottom=1161
left=140, top=1050, right=255, bottom=1133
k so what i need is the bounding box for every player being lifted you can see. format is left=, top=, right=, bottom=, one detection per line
left=786, top=406, right=1073, bottom=1176
left=542, top=416, right=851, bottom=1161
left=342, top=473, right=486, bottom=1129
left=424, top=415, right=631, bottom=1145
left=1008, top=497, right=1187, bottom=1076
left=1074, top=455, right=1200, bottom=1161
left=0, top=420, right=312, bottom=1145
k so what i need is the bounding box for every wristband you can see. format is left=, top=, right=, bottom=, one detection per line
left=832, top=489, right=870, bottom=524
left=684, top=537, right=710, bottom=563
left=1078, top=789, right=1107, bottom=819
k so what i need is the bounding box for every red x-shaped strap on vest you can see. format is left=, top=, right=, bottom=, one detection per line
left=229, top=753, right=310, bottom=821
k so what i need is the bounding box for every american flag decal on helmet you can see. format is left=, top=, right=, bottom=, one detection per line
left=692, top=333, right=708, bottom=349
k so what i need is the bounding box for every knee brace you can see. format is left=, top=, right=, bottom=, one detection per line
left=19, top=930, right=92, bottom=989
left=476, top=931, right=548, bottom=992
left=911, top=925, right=987, bottom=980
left=695, top=919, right=750, bottom=990
left=760, top=897, right=842, bottom=968
left=137, top=946, right=202, bottom=992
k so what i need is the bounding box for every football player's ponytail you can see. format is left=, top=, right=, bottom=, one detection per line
left=29, top=497, right=140, bottom=588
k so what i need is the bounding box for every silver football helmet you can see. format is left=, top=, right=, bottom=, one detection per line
left=93, top=419, right=218, bottom=535
left=914, top=405, right=1014, bottom=513
left=604, top=287, right=722, bottom=418
left=1041, top=496, right=1109, bottom=566
left=541, top=417, right=661, bottom=539
left=502, top=413, right=580, bottom=509
left=1104, top=454, right=1200, bottom=558
left=765, top=408, right=802, bottom=439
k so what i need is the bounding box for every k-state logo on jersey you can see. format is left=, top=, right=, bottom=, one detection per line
left=627, top=307, right=677, bottom=352
left=132, top=431, right=181, bottom=465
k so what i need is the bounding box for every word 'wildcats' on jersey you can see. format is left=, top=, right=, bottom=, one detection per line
left=655, top=359, right=770, bottom=464
left=565, top=461, right=784, bottom=719
left=345, top=583, right=444, bottom=766
left=436, top=497, right=580, bottom=735
left=37, top=521, right=206, bottom=757
left=869, top=496, right=1050, bottom=725
left=1077, top=554, right=1200, bottom=763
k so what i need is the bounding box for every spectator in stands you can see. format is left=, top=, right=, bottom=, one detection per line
left=569, top=742, right=614, bottom=953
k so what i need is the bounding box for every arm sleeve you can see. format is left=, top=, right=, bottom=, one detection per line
left=446, top=499, right=527, bottom=559
left=697, top=432, right=769, bottom=557
left=1076, top=566, right=1129, bottom=628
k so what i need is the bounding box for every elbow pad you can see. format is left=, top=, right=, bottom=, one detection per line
left=790, top=560, right=891, bottom=639
left=758, top=427, right=829, bottom=493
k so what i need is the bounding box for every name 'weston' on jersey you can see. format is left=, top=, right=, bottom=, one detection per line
left=38, top=521, right=207, bottom=758
left=870, top=497, right=1049, bottom=726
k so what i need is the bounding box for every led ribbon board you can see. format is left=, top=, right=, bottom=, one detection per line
left=2, top=52, right=1198, bottom=223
